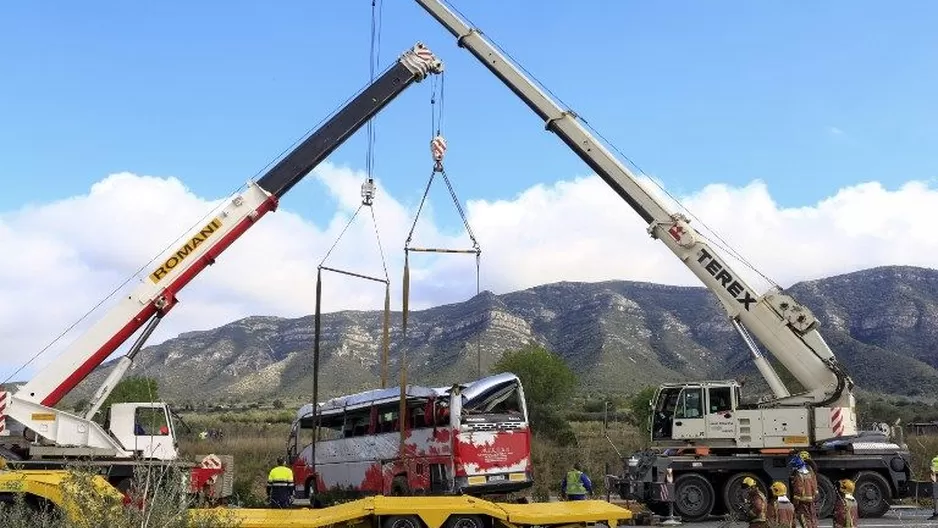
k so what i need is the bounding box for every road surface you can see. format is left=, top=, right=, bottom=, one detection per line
left=685, top=508, right=938, bottom=527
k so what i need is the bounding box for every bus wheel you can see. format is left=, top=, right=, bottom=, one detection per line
left=446, top=514, right=485, bottom=528
left=114, top=477, right=134, bottom=496
left=383, top=515, right=422, bottom=528
left=391, top=476, right=410, bottom=496
left=852, top=471, right=891, bottom=518
left=673, top=473, right=715, bottom=522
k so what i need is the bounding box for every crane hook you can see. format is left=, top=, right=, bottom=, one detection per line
left=431, top=135, right=447, bottom=172
left=361, top=178, right=376, bottom=206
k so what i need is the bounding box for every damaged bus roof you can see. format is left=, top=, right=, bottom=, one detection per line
left=294, top=372, right=521, bottom=422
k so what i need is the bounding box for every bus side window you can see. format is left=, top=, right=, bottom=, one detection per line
left=410, top=402, right=429, bottom=429
left=434, top=401, right=450, bottom=426
left=375, top=405, right=399, bottom=434
left=350, top=410, right=369, bottom=437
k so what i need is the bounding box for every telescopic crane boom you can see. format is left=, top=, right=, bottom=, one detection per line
left=411, top=6, right=911, bottom=519
left=413, top=0, right=852, bottom=412
left=4, top=43, right=443, bottom=459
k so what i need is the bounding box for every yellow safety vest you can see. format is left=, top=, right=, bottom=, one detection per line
left=565, top=470, right=587, bottom=495
left=931, top=455, right=938, bottom=473
left=268, top=465, right=294, bottom=484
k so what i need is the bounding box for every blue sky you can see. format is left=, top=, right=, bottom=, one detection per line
left=4, top=1, right=938, bottom=380
left=4, top=1, right=938, bottom=229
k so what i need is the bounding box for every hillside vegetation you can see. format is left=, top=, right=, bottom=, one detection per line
left=68, top=265, right=938, bottom=406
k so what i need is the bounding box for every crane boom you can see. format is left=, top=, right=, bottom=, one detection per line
left=414, top=0, right=851, bottom=408
left=16, top=43, right=443, bottom=408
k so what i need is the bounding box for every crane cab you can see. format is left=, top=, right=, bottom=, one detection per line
left=107, top=402, right=179, bottom=461
left=650, top=380, right=741, bottom=448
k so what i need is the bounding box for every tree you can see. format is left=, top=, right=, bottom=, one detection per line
left=492, top=344, right=578, bottom=445
left=626, top=386, right=657, bottom=435
left=102, top=376, right=160, bottom=409
left=492, top=344, right=577, bottom=408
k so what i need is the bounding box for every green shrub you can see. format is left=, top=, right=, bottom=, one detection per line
left=0, top=467, right=241, bottom=528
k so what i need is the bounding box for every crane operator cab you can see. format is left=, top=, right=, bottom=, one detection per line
left=106, top=402, right=179, bottom=460
left=650, top=381, right=741, bottom=447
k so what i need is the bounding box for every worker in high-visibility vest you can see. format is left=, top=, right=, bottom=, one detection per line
left=560, top=463, right=592, bottom=500
left=267, top=457, right=294, bottom=508
left=929, top=454, right=938, bottom=520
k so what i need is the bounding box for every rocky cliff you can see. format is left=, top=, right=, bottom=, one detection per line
left=73, top=265, right=938, bottom=404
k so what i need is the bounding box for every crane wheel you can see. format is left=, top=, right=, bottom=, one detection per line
left=673, top=472, right=715, bottom=522
left=852, top=471, right=891, bottom=518
left=814, top=473, right=836, bottom=519
left=722, top=472, right=765, bottom=519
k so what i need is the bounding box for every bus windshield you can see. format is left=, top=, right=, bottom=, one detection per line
left=461, top=374, right=526, bottom=420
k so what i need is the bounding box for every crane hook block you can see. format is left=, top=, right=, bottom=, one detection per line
left=361, top=179, right=376, bottom=206
left=431, top=135, right=447, bottom=163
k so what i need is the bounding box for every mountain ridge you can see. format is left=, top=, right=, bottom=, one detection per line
left=70, top=265, right=938, bottom=405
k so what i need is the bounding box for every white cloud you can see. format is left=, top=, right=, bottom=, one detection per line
left=1, top=164, right=936, bottom=381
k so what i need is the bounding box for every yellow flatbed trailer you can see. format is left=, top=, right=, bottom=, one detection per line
left=0, top=470, right=634, bottom=528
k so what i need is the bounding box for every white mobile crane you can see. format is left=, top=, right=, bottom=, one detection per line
left=0, top=42, right=443, bottom=493
left=412, top=0, right=913, bottom=521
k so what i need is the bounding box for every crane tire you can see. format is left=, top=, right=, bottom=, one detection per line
left=852, top=471, right=891, bottom=518
left=815, top=473, right=836, bottom=519
left=673, top=472, right=715, bottom=522
left=722, top=472, right=766, bottom=518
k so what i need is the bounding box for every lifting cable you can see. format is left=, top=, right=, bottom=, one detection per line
left=400, top=73, right=483, bottom=443
left=310, top=0, right=389, bottom=478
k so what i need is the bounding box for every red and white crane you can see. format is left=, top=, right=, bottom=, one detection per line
left=0, top=43, right=443, bottom=487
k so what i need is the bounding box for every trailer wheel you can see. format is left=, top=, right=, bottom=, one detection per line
left=852, top=471, right=891, bottom=518
left=673, top=473, right=715, bottom=522
left=722, top=472, right=765, bottom=519
left=383, top=515, right=422, bottom=528
left=815, top=473, right=836, bottom=519
left=445, top=514, right=486, bottom=528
